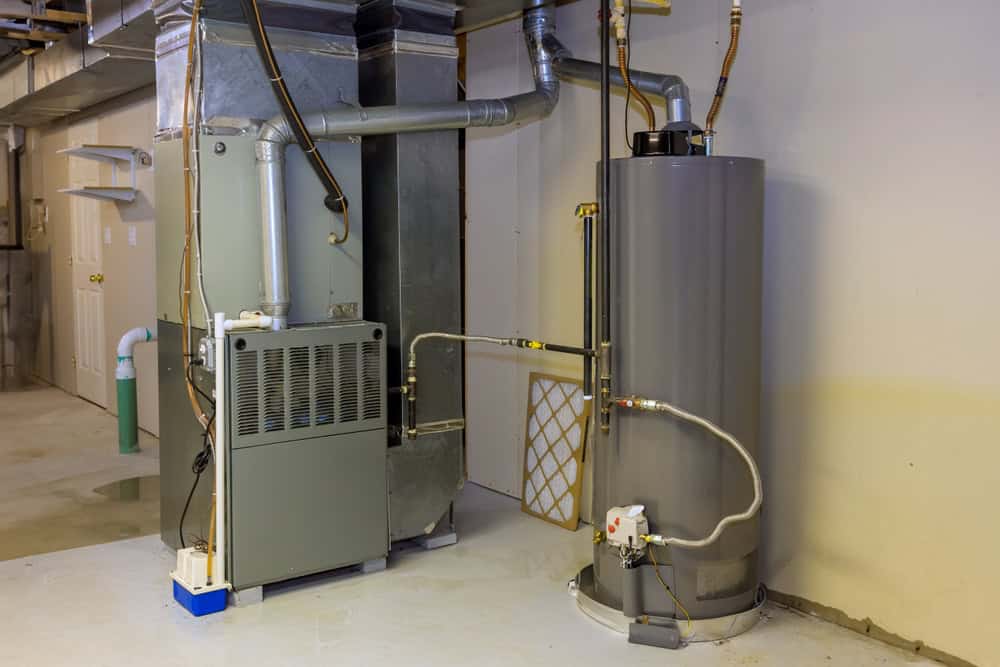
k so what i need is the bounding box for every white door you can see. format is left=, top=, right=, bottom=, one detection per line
left=70, top=123, right=107, bottom=407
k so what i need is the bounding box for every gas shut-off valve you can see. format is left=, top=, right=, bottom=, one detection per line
left=605, top=505, right=649, bottom=567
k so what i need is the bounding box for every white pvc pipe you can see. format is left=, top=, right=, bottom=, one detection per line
left=115, top=327, right=156, bottom=379
left=223, top=315, right=273, bottom=331
left=213, top=312, right=226, bottom=585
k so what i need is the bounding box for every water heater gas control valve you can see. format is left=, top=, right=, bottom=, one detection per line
left=605, top=505, right=648, bottom=550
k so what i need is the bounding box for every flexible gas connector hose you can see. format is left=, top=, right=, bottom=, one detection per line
left=704, top=1, right=742, bottom=137
left=615, top=396, right=762, bottom=550
left=618, top=43, right=656, bottom=131
left=406, top=333, right=593, bottom=438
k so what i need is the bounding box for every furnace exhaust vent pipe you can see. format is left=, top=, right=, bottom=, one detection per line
left=256, top=7, right=561, bottom=328
left=542, top=34, right=693, bottom=127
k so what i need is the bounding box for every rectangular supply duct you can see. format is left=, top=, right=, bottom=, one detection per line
left=87, top=0, right=158, bottom=52
left=357, top=0, right=465, bottom=542
left=0, top=1, right=156, bottom=125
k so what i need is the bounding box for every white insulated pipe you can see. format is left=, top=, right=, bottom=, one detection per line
left=213, top=312, right=226, bottom=585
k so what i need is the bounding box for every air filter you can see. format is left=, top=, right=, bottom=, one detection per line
left=521, top=373, right=590, bottom=530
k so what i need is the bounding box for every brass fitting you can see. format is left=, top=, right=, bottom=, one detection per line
left=593, top=529, right=606, bottom=545
left=406, top=363, right=419, bottom=440
left=575, top=202, right=599, bottom=218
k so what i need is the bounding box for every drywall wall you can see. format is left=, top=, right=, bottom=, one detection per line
left=25, top=88, right=159, bottom=435
left=25, top=123, right=75, bottom=394
left=465, top=17, right=589, bottom=500
left=465, top=2, right=999, bottom=665
left=95, top=93, right=158, bottom=435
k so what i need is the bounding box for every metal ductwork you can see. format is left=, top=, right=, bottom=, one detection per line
left=543, top=33, right=693, bottom=126
left=88, top=0, right=158, bottom=52
left=256, top=4, right=561, bottom=327
left=0, top=1, right=155, bottom=126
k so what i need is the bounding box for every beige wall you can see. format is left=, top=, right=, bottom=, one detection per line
left=466, top=2, right=999, bottom=665
left=26, top=88, right=159, bottom=435
left=25, top=122, right=74, bottom=393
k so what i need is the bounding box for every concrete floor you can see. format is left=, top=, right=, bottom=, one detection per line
left=0, top=387, right=936, bottom=666
left=0, top=384, right=159, bottom=560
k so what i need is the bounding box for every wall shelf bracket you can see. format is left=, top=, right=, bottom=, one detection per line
left=57, top=144, right=151, bottom=204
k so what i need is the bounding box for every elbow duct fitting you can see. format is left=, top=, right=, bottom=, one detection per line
left=255, top=7, right=561, bottom=326
left=115, top=327, right=156, bottom=454
left=543, top=34, right=693, bottom=127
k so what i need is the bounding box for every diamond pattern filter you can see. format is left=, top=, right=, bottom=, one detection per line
left=520, top=372, right=591, bottom=530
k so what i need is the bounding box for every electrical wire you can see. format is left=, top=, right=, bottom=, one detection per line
left=180, top=0, right=210, bottom=437
left=647, top=544, right=693, bottom=637
left=185, top=361, right=215, bottom=407
left=624, top=0, right=634, bottom=149
left=192, top=22, right=212, bottom=329
left=240, top=0, right=350, bottom=244
left=176, top=1, right=216, bottom=556
left=178, top=411, right=215, bottom=549
left=617, top=0, right=656, bottom=135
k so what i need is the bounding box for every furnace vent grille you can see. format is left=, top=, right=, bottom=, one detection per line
left=337, top=342, right=359, bottom=423
left=314, top=344, right=335, bottom=426
left=229, top=325, right=386, bottom=447
left=262, top=348, right=285, bottom=432
left=288, top=346, right=311, bottom=429
left=361, top=341, right=381, bottom=421
left=235, top=349, right=260, bottom=437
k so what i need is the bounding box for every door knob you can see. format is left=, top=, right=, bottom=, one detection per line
left=89, top=273, right=105, bottom=284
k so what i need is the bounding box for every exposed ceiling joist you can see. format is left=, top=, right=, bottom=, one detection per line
left=0, top=25, right=72, bottom=42
left=0, top=1, right=86, bottom=25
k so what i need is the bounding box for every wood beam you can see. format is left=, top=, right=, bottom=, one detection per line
left=0, top=1, right=86, bottom=25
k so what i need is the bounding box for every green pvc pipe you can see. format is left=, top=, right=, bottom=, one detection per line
left=117, top=377, right=139, bottom=454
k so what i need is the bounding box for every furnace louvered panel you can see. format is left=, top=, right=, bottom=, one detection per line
left=235, top=349, right=260, bottom=436
left=289, top=346, right=311, bottom=429
left=361, top=341, right=382, bottom=421
left=314, top=344, right=335, bottom=426
left=262, top=349, right=286, bottom=432
left=228, top=323, right=387, bottom=449
left=337, top=342, right=359, bottom=423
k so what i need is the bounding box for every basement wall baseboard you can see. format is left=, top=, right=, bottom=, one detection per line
left=767, top=590, right=977, bottom=667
